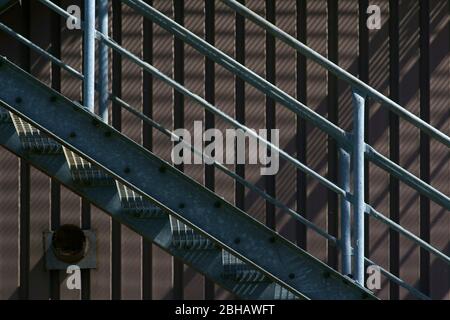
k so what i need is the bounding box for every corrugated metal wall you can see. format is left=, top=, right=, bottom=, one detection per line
left=0, top=0, right=448, bottom=300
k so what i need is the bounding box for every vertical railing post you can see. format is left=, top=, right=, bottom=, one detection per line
left=99, top=0, right=109, bottom=122
left=83, top=0, right=95, bottom=112
left=352, top=89, right=366, bottom=285
left=339, top=148, right=351, bottom=277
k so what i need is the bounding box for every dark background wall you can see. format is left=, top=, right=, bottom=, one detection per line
left=0, top=0, right=448, bottom=300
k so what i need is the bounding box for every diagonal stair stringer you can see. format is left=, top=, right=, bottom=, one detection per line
left=0, top=56, right=376, bottom=300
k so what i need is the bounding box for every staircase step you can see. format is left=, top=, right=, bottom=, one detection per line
left=116, top=181, right=163, bottom=218
left=63, top=148, right=113, bottom=186
left=10, top=112, right=61, bottom=153
left=222, top=250, right=266, bottom=283
left=169, top=216, right=214, bottom=250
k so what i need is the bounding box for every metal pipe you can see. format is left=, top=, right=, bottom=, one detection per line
left=367, top=145, right=450, bottom=210
left=219, top=0, right=450, bottom=149
left=99, top=0, right=108, bottom=122
left=339, top=148, right=352, bottom=276
left=352, top=89, right=365, bottom=285
left=364, top=258, right=430, bottom=300
left=366, top=204, right=450, bottom=265
left=0, top=22, right=84, bottom=80
left=38, top=0, right=79, bottom=23
left=83, top=0, right=95, bottom=112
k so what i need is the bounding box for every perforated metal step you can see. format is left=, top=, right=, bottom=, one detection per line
left=63, top=148, right=113, bottom=185
left=9, top=112, right=61, bottom=153
left=169, top=216, right=214, bottom=250
left=222, top=249, right=266, bottom=283
left=116, top=181, right=163, bottom=218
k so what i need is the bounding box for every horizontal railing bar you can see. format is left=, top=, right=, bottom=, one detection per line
left=220, top=0, right=450, bottom=149
left=111, top=94, right=338, bottom=245
left=0, top=22, right=84, bottom=80
left=366, top=204, right=450, bottom=265
left=366, top=145, right=450, bottom=210
left=96, top=30, right=346, bottom=197
left=364, top=258, right=430, bottom=300
left=38, top=0, right=83, bottom=27
left=120, top=0, right=350, bottom=149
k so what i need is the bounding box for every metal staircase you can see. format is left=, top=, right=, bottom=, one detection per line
left=0, top=0, right=448, bottom=300
left=0, top=57, right=373, bottom=299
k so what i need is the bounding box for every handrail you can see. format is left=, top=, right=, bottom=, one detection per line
left=0, top=22, right=84, bottom=80
left=6, top=0, right=447, bottom=299
left=367, top=146, right=450, bottom=209
left=121, top=0, right=450, bottom=212
left=220, top=0, right=450, bottom=148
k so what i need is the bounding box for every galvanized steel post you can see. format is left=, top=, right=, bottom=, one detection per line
left=83, top=0, right=95, bottom=112
left=99, top=0, right=108, bottom=122
left=339, top=148, right=351, bottom=276
left=352, top=89, right=366, bottom=285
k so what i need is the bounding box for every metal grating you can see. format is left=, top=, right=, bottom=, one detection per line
left=9, top=112, right=61, bottom=153
left=169, top=215, right=214, bottom=250
left=63, top=148, right=113, bottom=185
left=221, top=249, right=266, bottom=283
left=115, top=181, right=163, bottom=217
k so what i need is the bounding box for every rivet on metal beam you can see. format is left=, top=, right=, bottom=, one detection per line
left=91, top=119, right=100, bottom=127
left=178, top=203, right=185, bottom=209
left=158, top=165, right=167, bottom=173
left=289, top=273, right=295, bottom=279
left=15, top=97, right=22, bottom=104
left=69, top=132, right=76, bottom=138
left=124, top=167, right=131, bottom=174
left=234, top=238, right=240, bottom=244
left=50, top=96, right=58, bottom=103
left=213, top=201, right=221, bottom=208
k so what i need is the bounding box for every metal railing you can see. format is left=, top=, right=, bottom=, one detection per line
left=0, top=0, right=447, bottom=299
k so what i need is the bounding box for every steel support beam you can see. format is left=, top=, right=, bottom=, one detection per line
left=0, top=57, right=376, bottom=300
left=352, top=89, right=366, bottom=285
left=99, top=0, right=108, bottom=122
left=339, top=148, right=351, bottom=276
left=83, top=0, right=95, bottom=112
